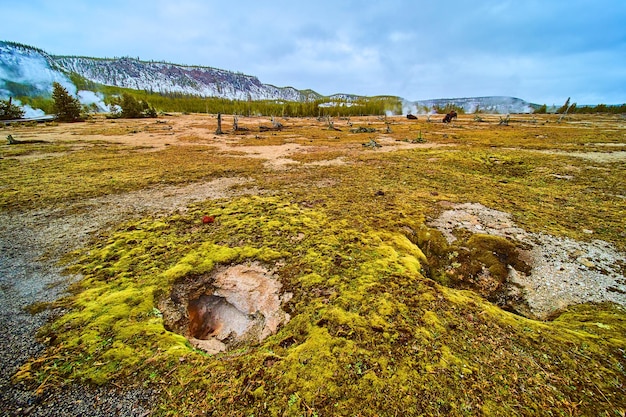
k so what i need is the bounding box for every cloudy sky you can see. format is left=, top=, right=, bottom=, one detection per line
left=2, top=0, right=625, bottom=105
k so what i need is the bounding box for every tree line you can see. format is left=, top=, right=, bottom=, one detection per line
left=4, top=81, right=625, bottom=122
left=533, top=98, right=626, bottom=114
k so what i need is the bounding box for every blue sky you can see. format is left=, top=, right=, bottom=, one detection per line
left=2, top=0, right=625, bottom=105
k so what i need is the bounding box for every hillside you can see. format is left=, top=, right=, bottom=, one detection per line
left=53, top=55, right=318, bottom=101
left=1, top=40, right=538, bottom=114
left=0, top=42, right=75, bottom=97
left=0, top=41, right=320, bottom=109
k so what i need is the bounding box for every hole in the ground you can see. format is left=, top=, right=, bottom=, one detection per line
left=159, top=262, right=292, bottom=354
left=188, top=294, right=252, bottom=340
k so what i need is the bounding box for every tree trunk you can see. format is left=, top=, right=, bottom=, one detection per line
left=215, top=113, right=223, bottom=135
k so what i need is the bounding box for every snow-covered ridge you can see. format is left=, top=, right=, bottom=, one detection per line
left=0, top=41, right=319, bottom=103
left=1, top=40, right=537, bottom=113
left=0, top=41, right=75, bottom=97
left=52, top=55, right=315, bottom=101
left=414, top=96, right=535, bottom=114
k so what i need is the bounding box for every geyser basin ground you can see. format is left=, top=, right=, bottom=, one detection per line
left=2, top=113, right=625, bottom=416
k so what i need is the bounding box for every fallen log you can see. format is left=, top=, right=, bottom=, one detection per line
left=362, top=139, right=382, bottom=148
left=350, top=126, right=377, bottom=133
left=6, top=134, right=49, bottom=145
left=259, top=125, right=283, bottom=132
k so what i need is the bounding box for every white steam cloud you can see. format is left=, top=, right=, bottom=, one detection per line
left=77, top=90, right=108, bottom=112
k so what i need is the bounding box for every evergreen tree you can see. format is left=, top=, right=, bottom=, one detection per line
left=0, top=97, right=25, bottom=120
left=52, top=82, right=82, bottom=122
left=116, top=93, right=157, bottom=118
left=120, top=93, right=143, bottom=118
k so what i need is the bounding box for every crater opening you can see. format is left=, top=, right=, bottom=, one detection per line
left=159, top=262, right=291, bottom=354
left=188, top=295, right=250, bottom=340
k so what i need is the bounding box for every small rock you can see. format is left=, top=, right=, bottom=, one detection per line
left=578, top=258, right=595, bottom=268
left=189, top=337, right=227, bottom=354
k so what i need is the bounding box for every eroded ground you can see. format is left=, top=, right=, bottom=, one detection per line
left=1, top=113, right=625, bottom=416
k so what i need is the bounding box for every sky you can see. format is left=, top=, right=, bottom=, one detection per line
left=2, top=0, right=625, bottom=105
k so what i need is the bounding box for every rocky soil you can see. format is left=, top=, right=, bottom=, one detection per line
left=428, top=202, right=626, bottom=319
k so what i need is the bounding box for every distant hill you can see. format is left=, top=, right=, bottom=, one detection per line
left=0, top=41, right=319, bottom=102
left=1, top=40, right=537, bottom=114
left=411, top=96, right=537, bottom=114
left=52, top=55, right=320, bottom=102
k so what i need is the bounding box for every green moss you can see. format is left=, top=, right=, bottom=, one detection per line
left=466, top=234, right=530, bottom=278
left=422, top=310, right=446, bottom=335
left=414, top=227, right=533, bottom=308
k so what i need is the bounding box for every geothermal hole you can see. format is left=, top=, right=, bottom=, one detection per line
left=187, top=294, right=254, bottom=341
left=159, top=262, right=291, bottom=354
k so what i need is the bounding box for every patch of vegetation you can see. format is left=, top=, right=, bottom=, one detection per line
left=108, top=93, right=157, bottom=119
left=0, top=144, right=264, bottom=211
left=574, top=103, right=626, bottom=114
left=15, top=194, right=626, bottom=416
left=1, top=80, right=46, bottom=98
left=13, top=95, right=55, bottom=114
left=412, top=226, right=533, bottom=313
left=433, top=103, right=465, bottom=114
left=0, top=140, right=72, bottom=158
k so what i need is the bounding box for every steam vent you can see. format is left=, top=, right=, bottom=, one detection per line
left=159, top=262, right=292, bottom=354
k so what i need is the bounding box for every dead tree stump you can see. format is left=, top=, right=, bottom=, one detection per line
left=215, top=113, right=223, bottom=135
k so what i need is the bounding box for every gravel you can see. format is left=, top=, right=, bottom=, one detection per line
left=0, top=209, right=156, bottom=417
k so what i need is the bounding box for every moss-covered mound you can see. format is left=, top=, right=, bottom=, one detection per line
left=16, top=195, right=626, bottom=416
